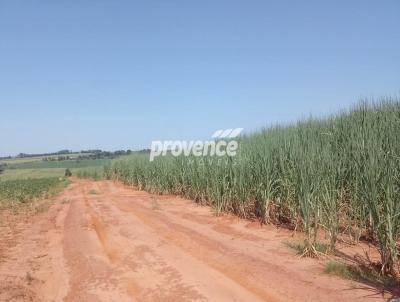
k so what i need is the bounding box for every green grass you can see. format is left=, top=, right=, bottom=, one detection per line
left=0, top=158, right=109, bottom=181
left=0, top=155, right=106, bottom=215
left=324, top=261, right=399, bottom=288
left=76, top=167, right=104, bottom=180
left=0, top=157, right=104, bottom=208
left=0, top=168, right=66, bottom=180
left=0, top=167, right=105, bottom=181
left=5, top=158, right=110, bottom=170
left=0, top=157, right=43, bottom=165
left=105, top=98, right=400, bottom=275
left=0, top=177, right=69, bottom=204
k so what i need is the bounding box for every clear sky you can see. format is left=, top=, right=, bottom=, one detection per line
left=0, top=1, right=399, bottom=156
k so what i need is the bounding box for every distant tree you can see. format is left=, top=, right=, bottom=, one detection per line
left=65, top=169, right=72, bottom=177
left=57, top=149, right=71, bottom=154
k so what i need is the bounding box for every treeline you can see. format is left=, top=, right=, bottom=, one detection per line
left=0, top=149, right=151, bottom=162
left=16, top=149, right=72, bottom=158
left=42, top=149, right=150, bottom=162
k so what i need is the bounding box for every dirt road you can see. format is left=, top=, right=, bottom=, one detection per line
left=0, top=179, right=394, bottom=301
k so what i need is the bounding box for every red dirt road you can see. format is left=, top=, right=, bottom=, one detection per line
left=0, top=179, right=394, bottom=301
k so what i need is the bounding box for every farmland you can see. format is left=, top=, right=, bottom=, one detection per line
left=0, top=157, right=110, bottom=181
left=1, top=101, right=400, bottom=301
left=105, top=99, right=400, bottom=276
left=0, top=153, right=111, bottom=213
left=0, top=177, right=68, bottom=204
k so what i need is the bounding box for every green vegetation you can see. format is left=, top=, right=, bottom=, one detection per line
left=0, top=149, right=139, bottom=181
left=0, top=152, right=87, bottom=165
left=65, top=168, right=72, bottom=177
left=0, top=149, right=145, bottom=182
left=76, top=168, right=103, bottom=180
left=0, top=159, right=110, bottom=181
left=0, top=177, right=68, bottom=204
left=0, top=168, right=68, bottom=180
left=284, top=240, right=330, bottom=256
left=105, top=98, right=400, bottom=275
left=324, top=261, right=399, bottom=288
left=4, top=158, right=110, bottom=170
left=0, top=152, right=109, bottom=209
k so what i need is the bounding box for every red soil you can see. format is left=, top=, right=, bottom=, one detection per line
left=0, top=178, right=397, bottom=301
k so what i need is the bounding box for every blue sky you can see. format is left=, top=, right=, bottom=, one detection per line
left=0, top=1, right=399, bottom=156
